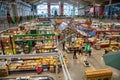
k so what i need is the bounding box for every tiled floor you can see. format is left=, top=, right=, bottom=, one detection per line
left=64, top=48, right=120, bottom=80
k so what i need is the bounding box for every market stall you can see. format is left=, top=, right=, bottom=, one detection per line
left=65, top=38, right=84, bottom=52
left=9, top=56, right=61, bottom=73
left=0, top=52, right=70, bottom=80
left=94, top=33, right=120, bottom=50
left=0, top=19, right=71, bottom=80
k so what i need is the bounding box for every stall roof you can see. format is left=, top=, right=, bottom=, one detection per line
left=103, top=52, right=120, bottom=70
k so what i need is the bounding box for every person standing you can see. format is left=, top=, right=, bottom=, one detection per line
left=89, top=46, right=92, bottom=56
left=58, top=34, right=60, bottom=42
left=84, top=44, right=91, bottom=56
left=62, top=41, right=65, bottom=51
left=71, top=42, right=77, bottom=59
left=73, top=49, right=77, bottom=59
left=79, top=44, right=83, bottom=55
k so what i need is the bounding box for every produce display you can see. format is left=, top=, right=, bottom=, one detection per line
left=54, top=19, right=66, bottom=24
left=0, top=62, right=8, bottom=77
left=65, top=38, right=84, bottom=52
left=0, top=52, right=69, bottom=76
left=95, top=38, right=119, bottom=48
left=8, top=56, right=66, bottom=73
left=13, top=33, right=56, bottom=54
left=104, top=46, right=120, bottom=53
left=0, top=54, right=68, bottom=77
left=0, top=21, right=57, bottom=55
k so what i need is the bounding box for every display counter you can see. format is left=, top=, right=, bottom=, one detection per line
left=85, top=68, right=112, bottom=80
left=95, top=40, right=119, bottom=48
left=8, top=57, right=61, bottom=73
left=104, top=46, right=120, bottom=53
left=65, top=38, right=84, bottom=52
left=54, top=19, right=66, bottom=24
left=100, top=41, right=118, bottom=48
left=1, top=76, right=54, bottom=80
left=65, top=44, right=79, bottom=51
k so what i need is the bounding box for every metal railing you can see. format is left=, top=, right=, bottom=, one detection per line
left=59, top=50, right=72, bottom=80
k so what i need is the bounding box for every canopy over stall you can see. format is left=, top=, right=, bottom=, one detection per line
left=103, top=52, right=120, bottom=70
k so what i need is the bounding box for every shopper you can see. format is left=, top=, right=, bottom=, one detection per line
left=36, top=64, right=42, bottom=74
left=73, top=49, right=77, bottom=59
left=84, top=44, right=91, bottom=56
left=62, top=41, right=65, bottom=51
left=79, top=44, right=83, bottom=55
left=58, top=34, right=60, bottom=42
left=89, top=47, right=92, bottom=56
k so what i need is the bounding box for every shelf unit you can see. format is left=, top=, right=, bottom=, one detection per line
left=0, top=53, right=59, bottom=59
left=8, top=55, right=60, bottom=72
left=0, top=53, right=59, bottom=71
left=0, top=53, right=59, bottom=79
left=0, top=36, right=15, bottom=55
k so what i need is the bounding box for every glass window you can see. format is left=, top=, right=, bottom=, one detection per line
left=50, top=4, right=60, bottom=16
left=105, top=3, right=120, bottom=17
left=63, top=3, right=73, bottom=16
left=75, top=7, right=78, bottom=15
left=0, top=2, right=6, bottom=17
left=37, top=3, right=48, bottom=17
left=112, top=4, right=120, bottom=15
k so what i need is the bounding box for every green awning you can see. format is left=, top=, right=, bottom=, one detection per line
left=36, top=24, right=51, bottom=26
left=41, top=34, right=55, bottom=36
left=13, top=34, right=40, bottom=37
left=13, top=34, right=55, bottom=38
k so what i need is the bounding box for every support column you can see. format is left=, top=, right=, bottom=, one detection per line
left=11, top=0, right=18, bottom=17
left=48, top=3, right=50, bottom=17
left=109, top=0, right=112, bottom=19
left=99, top=6, right=105, bottom=16
left=33, top=5, right=37, bottom=16
left=60, top=2, right=63, bottom=16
